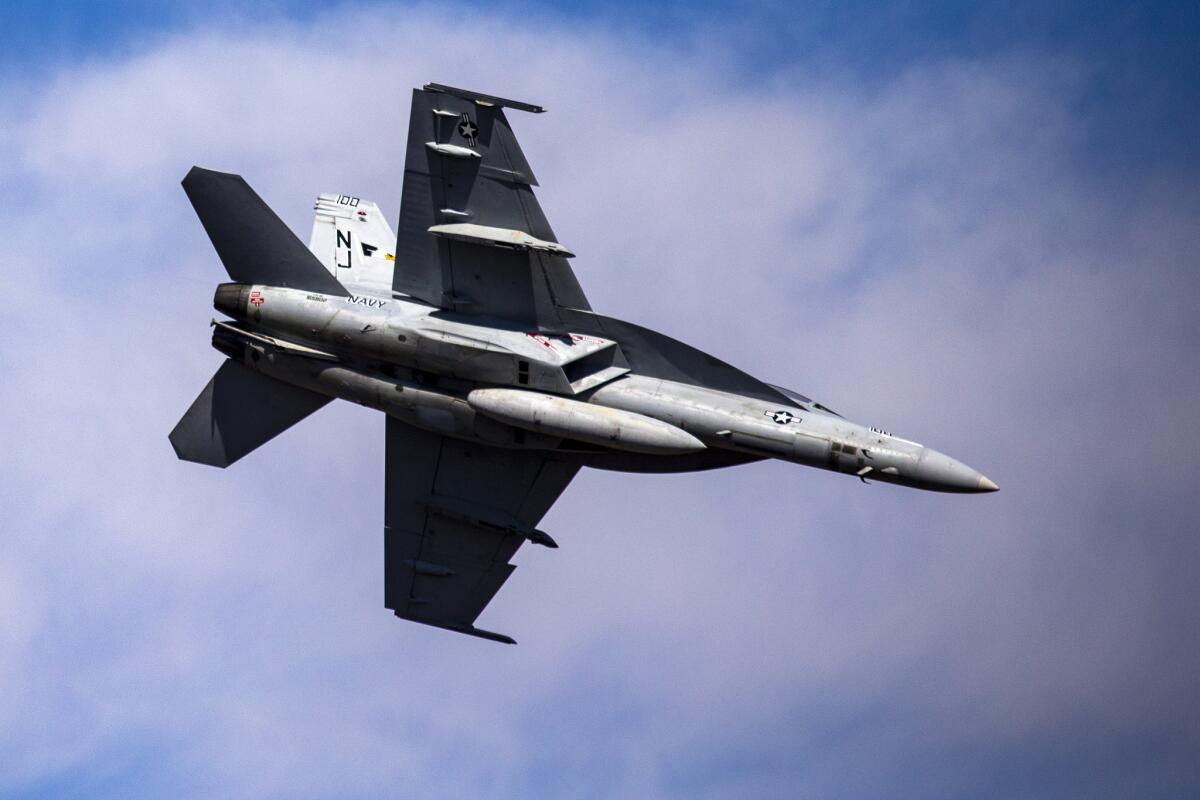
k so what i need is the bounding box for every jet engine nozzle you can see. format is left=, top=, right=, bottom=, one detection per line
left=213, top=282, right=251, bottom=319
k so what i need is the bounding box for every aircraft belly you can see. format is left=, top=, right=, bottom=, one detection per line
left=213, top=333, right=561, bottom=451
left=575, top=449, right=763, bottom=474
left=589, top=376, right=832, bottom=465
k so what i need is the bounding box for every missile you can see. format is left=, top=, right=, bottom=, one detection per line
left=468, top=388, right=705, bottom=455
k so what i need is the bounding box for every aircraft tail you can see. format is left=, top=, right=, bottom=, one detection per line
left=182, top=167, right=349, bottom=297
left=308, top=192, right=397, bottom=297
left=169, top=359, right=331, bottom=468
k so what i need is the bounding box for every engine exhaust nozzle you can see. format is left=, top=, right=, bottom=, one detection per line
left=213, top=282, right=250, bottom=319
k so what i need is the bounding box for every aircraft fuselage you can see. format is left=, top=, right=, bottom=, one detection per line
left=212, top=283, right=997, bottom=493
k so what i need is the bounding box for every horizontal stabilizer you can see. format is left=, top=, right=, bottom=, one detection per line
left=183, top=167, right=349, bottom=297
left=169, top=359, right=331, bottom=468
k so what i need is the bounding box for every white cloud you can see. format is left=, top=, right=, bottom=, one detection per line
left=0, top=6, right=1196, bottom=798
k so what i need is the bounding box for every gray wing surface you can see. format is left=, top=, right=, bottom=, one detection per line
left=169, top=359, right=331, bottom=467
left=384, top=417, right=579, bottom=643
left=183, top=167, right=350, bottom=297
left=393, top=83, right=590, bottom=326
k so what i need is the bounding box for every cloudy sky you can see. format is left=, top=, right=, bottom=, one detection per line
left=1, top=2, right=1197, bottom=798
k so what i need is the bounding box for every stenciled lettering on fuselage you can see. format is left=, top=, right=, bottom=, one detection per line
left=347, top=295, right=388, bottom=308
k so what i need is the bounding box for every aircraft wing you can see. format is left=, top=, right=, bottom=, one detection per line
left=393, top=83, right=590, bottom=326
left=384, top=417, right=579, bottom=643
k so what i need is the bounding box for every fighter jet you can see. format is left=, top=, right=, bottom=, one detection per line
left=171, top=83, right=997, bottom=644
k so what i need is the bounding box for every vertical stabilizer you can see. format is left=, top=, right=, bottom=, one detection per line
left=308, top=193, right=397, bottom=299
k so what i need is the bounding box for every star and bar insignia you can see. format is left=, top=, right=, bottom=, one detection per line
left=458, top=114, right=478, bottom=146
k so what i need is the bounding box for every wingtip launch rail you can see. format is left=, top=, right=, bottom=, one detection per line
left=423, top=82, right=546, bottom=114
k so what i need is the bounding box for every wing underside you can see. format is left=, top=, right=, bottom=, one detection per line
left=384, top=417, right=579, bottom=643
left=393, top=83, right=589, bottom=326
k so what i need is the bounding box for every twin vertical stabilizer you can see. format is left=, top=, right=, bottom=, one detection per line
left=308, top=192, right=397, bottom=299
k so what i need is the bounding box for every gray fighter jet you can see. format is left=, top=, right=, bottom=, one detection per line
left=171, top=83, right=997, bottom=644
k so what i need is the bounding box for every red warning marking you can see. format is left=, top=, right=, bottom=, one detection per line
left=250, top=290, right=264, bottom=307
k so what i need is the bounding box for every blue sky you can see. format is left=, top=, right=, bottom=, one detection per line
left=7, top=1, right=1196, bottom=179
left=1, top=2, right=1197, bottom=799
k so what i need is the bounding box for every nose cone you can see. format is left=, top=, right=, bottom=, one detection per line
left=917, top=448, right=999, bottom=493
